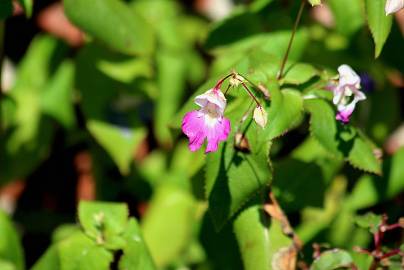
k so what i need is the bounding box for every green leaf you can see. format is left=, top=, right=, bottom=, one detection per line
left=355, top=212, right=382, bottom=233
left=87, top=120, right=147, bottom=175
left=63, top=0, right=154, bottom=55
left=296, top=177, right=347, bottom=243
left=365, top=0, right=393, bottom=57
left=119, top=218, right=156, bottom=270
left=41, top=61, right=75, bottom=129
left=304, top=99, right=381, bottom=174
left=0, top=259, right=15, bottom=270
left=78, top=201, right=129, bottom=250
left=264, top=86, right=304, bottom=140
left=52, top=224, right=81, bottom=243
left=32, top=233, right=113, bottom=270
left=327, top=0, right=365, bottom=36
left=282, top=63, right=318, bottom=85
left=205, top=98, right=273, bottom=229
left=0, top=211, right=24, bottom=270
left=199, top=214, right=243, bottom=270
left=345, top=147, right=404, bottom=210
left=0, top=36, right=60, bottom=184
left=234, top=203, right=294, bottom=270
left=310, top=249, right=353, bottom=270
left=17, top=0, right=33, bottom=17
left=141, top=185, right=197, bottom=267
left=0, top=1, right=13, bottom=20
left=308, top=0, right=322, bottom=6
left=154, top=50, right=187, bottom=146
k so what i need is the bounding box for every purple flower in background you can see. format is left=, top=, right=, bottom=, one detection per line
left=328, top=65, right=366, bottom=124
left=359, top=73, right=375, bottom=93
left=182, top=87, right=231, bottom=153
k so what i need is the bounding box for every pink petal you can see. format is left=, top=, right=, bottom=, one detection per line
left=182, top=111, right=207, bottom=151
left=205, top=117, right=231, bottom=153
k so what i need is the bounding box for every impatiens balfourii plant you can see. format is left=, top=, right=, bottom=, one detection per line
left=1, top=0, right=404, bottom=270
left=182, top=72, right=268, bottom=153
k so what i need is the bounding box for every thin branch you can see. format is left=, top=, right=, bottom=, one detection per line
left=277, top=0, right=306, bottom=80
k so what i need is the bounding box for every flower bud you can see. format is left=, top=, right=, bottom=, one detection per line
left=253, top=106, right=268, bottom=128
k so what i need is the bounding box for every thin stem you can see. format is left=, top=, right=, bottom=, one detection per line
left=236, top=100, right=254, bottom=134
left=277, top=0, right=306, bottom=80
left=224, top=84, right=231, bottom=95
left=239, top=80, right=261, bottom=108
left=215, top=73, right=233, bottom=89
left=379, top=249, right=402, bottom=260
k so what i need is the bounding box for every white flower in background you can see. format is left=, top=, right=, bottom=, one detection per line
left=327, top=65, right=366, bottom=124
left=385, top=0, right=404, bottom=15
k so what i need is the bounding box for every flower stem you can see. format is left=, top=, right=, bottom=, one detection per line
left=240, top=81, right=262, bottom=108
left=277, top=0, right=306, bottom=80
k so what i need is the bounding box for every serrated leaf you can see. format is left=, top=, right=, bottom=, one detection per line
left=63, top=0, right=154, bottom=55
left=0, top=211, right=24, bottom=270
left=141, top=185, right=197, bottom=267
left=345, top=147, right=404, bottom=210
left=264, top=85, right=304, bottom=140
left=119, top=218, right=156, bottom=270
left=304, top=99, right=381, bottom=174
left=365, top=0, right=393, bottom=57
left=310, top=249, right=353, bottom=270
left=205, top=96, right=272, bottom=229
left=234, top=203, right=294, bottom=270
left=78, top=201, right=129, bottom=250
left=87, top=120, right=147, bottom=175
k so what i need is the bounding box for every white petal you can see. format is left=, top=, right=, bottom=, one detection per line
left=386, top=0, right=404, bottom=15
left=338, top=64, right=360, bottom=87
left=195, top=89, right=227, bottom=113
left=332, top=87, right=344, bottom=105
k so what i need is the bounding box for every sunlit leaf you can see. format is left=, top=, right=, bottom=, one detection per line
left=310, top=249, right=353, bottom=270
left=234, top=203, right=294, bottom=270
left=365, top=0, right=393, bottom=57
left=304, top=99, right=381, bottom=174
left=119, top=218, right=156, bottom=270
left=78, top=201, right=129, bottom=250
left=87, top=120, right=147, bottom=175
left=141, top=185, right=197, bottom=267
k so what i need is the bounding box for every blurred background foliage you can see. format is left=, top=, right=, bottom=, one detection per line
left=0, top=0, right=403, bottom=269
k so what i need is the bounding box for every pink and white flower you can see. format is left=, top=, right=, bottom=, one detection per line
left=385, top=0, right=404, bottom=15
left=182, top=87, right=231, bottom=153
left=328, top=65, right=366, bottom=124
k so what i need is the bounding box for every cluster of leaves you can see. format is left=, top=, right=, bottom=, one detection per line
left=0, top=0, right=404, bottom=269
left=0, top=201, right=155, bottom=270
